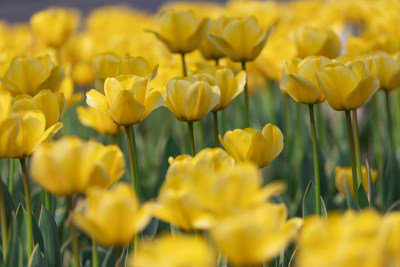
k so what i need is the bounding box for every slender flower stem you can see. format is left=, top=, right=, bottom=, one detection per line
left=241, top=61, right=249, bottom=127
left=0, top=174, right=8, bottom=258
left=67, top=196, right=80, bottom=267
left=181, top=53, right=187, bottom=77
left=20, top=158, right=33, bottom=257
left=125, top=126, right=141, bottom=202
left=345, top=111, right=360, bottom=205
left=384, top=90, right=394, bottom=149
left=188, top=122, right=196, bottom=156
left=212, top=111, right=220, bottom=147
left=351, top=109, right=363, bottom=186
left=92, top=239, right=98, bottom=267
left=43, top=190, right=51, bottom=211
left=8, top=158, right=14, bottom=195
left=308, top=105, right=321, bottom=216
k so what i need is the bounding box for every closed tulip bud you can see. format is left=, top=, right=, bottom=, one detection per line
left=293, top=26, right=341, bottom=59
left=86, top=74, right=165, bottom=126
left=220, top=123, right=283, bottom=168
left=77, top=106, right=118, bottom=135
left=280, top=56, right=331, bottom=104
left=208, top=16, right=273, bottom=62
left=1, top=55, right=64, bottom=96
left=335, top=166, right=377, bottom=198
left=165, top=76, right=220, bottom=122
left=210, top=204, right=302, bottom=266
left=130, top=234, right=216, bottom=267
left=72, top=183, right=153, bottom=247
left=30, top=7, right=79, bottom=47
left=147, top=10, right=209, bottom=54
left=199, top=17, right=233, bottom=60
left=371, top=51, right=400, bottom=90
left=316, top=61, right=380, bottom=110
left=30, top=136, right=124, bottom=195
left=0, top=110, right=62, bottom=159
left=11, top=90, right=66, bottom=129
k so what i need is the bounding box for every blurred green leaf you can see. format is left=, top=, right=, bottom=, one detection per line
left=28, top=244, right=47, bottom=267
left=366, top=160, right=375, bottom=208
left=39, top=206, right=61, bottom=267
left=344, top=180, right=360, bottom=211
left=358, top=184, right=369, bottom=209
left=302, top=181, right=327, bottom=218
left=5, top=213, right=22, bottom=267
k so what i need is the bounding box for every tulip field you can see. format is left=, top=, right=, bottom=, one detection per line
left=1, top=0, right=400, bottom=266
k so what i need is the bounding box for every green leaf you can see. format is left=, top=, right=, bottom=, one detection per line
left=344, top=180, right=360, bottom=211
left=28, top=244, right=47, bottom=267
left=383, top=151, right=400, bottom=208
left=5, top=213, right=22, bottom=267
left=302, top=181, right=327, bottom=217
left=366, top=160, right=375, bottom=207
left=1, top=180, right=16, bottom=223
left=387, top=199, right=400, bottom=212
left=358, top=184, right=369, bottom=209
left=39, top=206, right=61, bottom=267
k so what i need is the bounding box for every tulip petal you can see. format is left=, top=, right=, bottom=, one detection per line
left=108, top=90, right=145, bottom=125
left=345, top=76, right=379, bottom=110
left=250, top=27, right=273, bottom=61
left=86, top=89, right=110, bottom=117
left=280, top=74, right=321, bottom=104
left=208, top=33, right=233, bottom=59
left=140, top=89, right=165, bottom=121
left=187, top=18, right=209, bottom=52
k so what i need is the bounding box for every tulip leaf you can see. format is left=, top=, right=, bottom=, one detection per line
left=358, top=184, right=369, bottom=209
left=142, top=217, right=159, bottom=239
left=387, top=199, right=400, bottom=212
left=5, top=213, right=22, bottom=267
left=1, top=180, right=16, bottom=223
left=28, top=244, right=47, bottom=267
left=366, top=160, right=375, bottom=207
left=100, top=248, right=115, bottom=267
left=344, top=180, right=360, bottom=211
left=39, top=206, right=61, bottom=267
left=383, top=151, right=400, bottom=208
left=302, top=181, right=327, bottom=218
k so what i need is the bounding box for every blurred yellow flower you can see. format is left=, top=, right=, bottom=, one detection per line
left=147, top=10, right=209, bottom=54
left=335, top=166, right=377, bottom=198
left=0, top=90, right=12, bottom=124
left=280, top=56, right=331, bottom=104
left=77, top=106, right=118, bottom=135
left=86, top=74, right=165, bottom=126
left=208, top=17, right=273, bottom=62
left=316, top=61, right=380, bottom=110
left=165, top=76, right=220, bottom=122
left=130, top=234, right=216, bottom=267
left=371, top=51, right=400, bottom=91
left=199, top=17, right=233, bottom=60
left=55, top=69, right=83, bottom=109
left=220, top=123, right=283, bottom=168
left=30, top=7, right=79, bottom=47
left=72, top=183, right=153, bottom=247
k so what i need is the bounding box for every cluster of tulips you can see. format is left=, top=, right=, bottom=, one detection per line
left=1, top=0, right=400, bottom=266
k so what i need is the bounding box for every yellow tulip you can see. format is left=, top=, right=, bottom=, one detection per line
left=210, top=203, right=302, bottom=266
left=371, top=51, right=400, bottom=90
left=147, top=10, right=209, bottom=54
left=220, top=123, right=283, bottom=168
left=280, top=56, right=331, bottom=104
left=335, top=166, right=377, bottom=198
left=72, top=183, right=153, bottom=247
left=208, top=16, right=273, bottom=62
left=165, top=76, right=220, bottom=122
left=293, top=26, right=341, bottom=59
left=77, top=106, right=118, bottom=135
left=0, top=90, right=12, bottom=124
left=199, top=17, right=233, bottom=60
left=11, top=90, right=66, bottom=129
left=0, top=110, right=62, bottom=159
left=72, top=62, right=95, bottom=86
left=130, top=234, right=216, bottom=267
left=380, top=212, right=400, bottom=266
left=30, top=136, right=125, bottom=195
left=1, top=55, right=64, bottom=96
left=55, top=70, right=83, bottom=109
left=316, top=61, right=380, bottom=110
left=86, top=74, right=165, bottom=126
left=30, top=7, right=79, bottom=47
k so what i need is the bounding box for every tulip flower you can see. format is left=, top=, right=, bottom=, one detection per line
left=335, top=166, right=378, bottom=198
left=72, top=183, right=153, bottom=247
left=220, top=123, right=283, bottom=168
left=30, top=136, right=125, bottom=195
left=30, top=7, right=79, bottom=47
left=0, top=55, right=64, bottom=96
left=56, top=68, right=84, bottom=109
left=293, top=26, right=341, bottom=59
left=130, top=234, right=216, bottom=267
left=0, top=90, right=12, bottom=124
left=77, top=106, right=118, bottom=135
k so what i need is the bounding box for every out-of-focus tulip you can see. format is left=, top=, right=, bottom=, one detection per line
left=147, top=10, right=209, bottom=54
left=335, top=166, right=377, bottom=198
left=77, top=106, right=118, bottom=135
left=0, top=110, right=62, bottom=159
left=199, top=17, right=233, bottom=60
left=72, top=62, right=95, bottom=86
left=280, top=56, right=331, bottom=104
left=293, top=26, right=341, bottom=59
left=55, top=70, right=83, bottom=109
left=316, top=61, right=380, bottom=110
left=130, top=234, right=216, bottom=267
left=208, top=17, right=273, bottom=62
left=0, top=90, right=12, bottom=124
left=72, top=183, right=153, bottom=247
left=164, top=76, right=220, bottom=122
left=347, top=34, right=400, bottom=55
left=220, top=123, right=283, bottom=168
left=371, top=51, right=400, bottom=90
left=30, top=7, right=79, bottom=47
left=86, top=74, right=165, bottom=126
left=210, top=203, right=302, bottom=266
left=1, top=55, right=64, bottom=96
left=30, top=136, right=125, bottom=195
left=11, top=90, right=65, bottom=129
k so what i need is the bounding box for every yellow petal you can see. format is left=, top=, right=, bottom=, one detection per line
left=86, top=89, right=110, bottom=117
left=108, top=90, right=145, bottom=125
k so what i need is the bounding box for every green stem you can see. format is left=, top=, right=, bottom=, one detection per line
left=384, top=90, right=394, bottom=149
left=125, top=126, right=141, bottom=202
left=352, top=109, right=363, bottom=186
left=8, top=159, right=14, bottom=196
left=212, top=111, right=220, bottom=147
left=92, top=239, right=98, bottom=267
left=0, top=174, right=8, bottom=259
left=188, top=122, right=196, bottom=156
left=20, top=158, right=33, bottom=257
left=67, top=196, right=80, bottom=267
left=345, top=111, right=360, bottom=205
left=241, top=61, right=249, bottom=127
left=43, top=190, right=51, bottom=212
left=181, top=53, right=187, bottom=77
left=308, top=105, right=321, bottom=216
